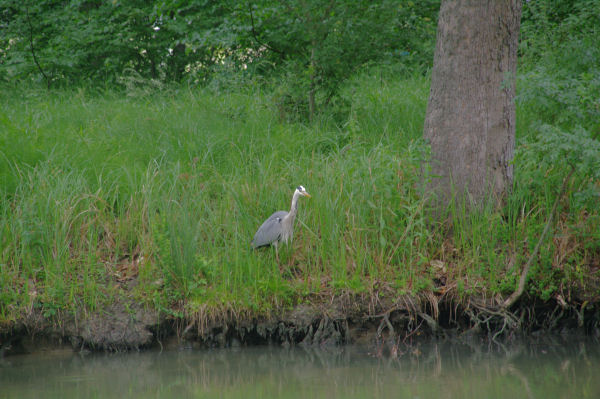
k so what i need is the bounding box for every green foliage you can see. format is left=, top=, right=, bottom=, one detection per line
left=0, top=0, right=237, bottom=85
left=150, top=175, right=213, bottom=297
left=238, top=0, right=438, bottom=118
left=525, top=125, right=600, bottom=177
left=1, top=0, right=438, bottom=118
left=516, top=123, right=600, bottom=215
left=516, top=0, right=600, bottom=217
left=0, top=74, right=435, bottom=322
left=518, top=0, right=600, bottom=135
left=1, top=65, right=598, bottom=324
left=1, top=0, right=599, bottom=325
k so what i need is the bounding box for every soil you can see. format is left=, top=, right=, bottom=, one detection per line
left=2, top=292, right=599, bottom=357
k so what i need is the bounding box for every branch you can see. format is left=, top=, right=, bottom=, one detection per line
left=502, top=165, right=576, bottom=309
left=247, top=2, right=284, bottom=56
left=25, top=3, right=51, bottom=89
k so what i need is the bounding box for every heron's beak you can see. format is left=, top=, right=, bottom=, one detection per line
left=304, top=192, right=311, bottom=198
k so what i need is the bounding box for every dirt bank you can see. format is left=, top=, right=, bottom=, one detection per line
left=2, top=291, right=599, bottom=357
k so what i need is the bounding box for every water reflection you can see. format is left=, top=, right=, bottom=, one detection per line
left=1, top=335, right=599, bottom=399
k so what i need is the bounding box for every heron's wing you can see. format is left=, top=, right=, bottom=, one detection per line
left=251, top=211, right=288, bottom=248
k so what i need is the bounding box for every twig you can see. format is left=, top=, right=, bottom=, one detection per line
left=502, top=165, right=576, bottom=309
left=25, top=3, right=50, bottom=89
left=402, top=318, right=424, bottom=344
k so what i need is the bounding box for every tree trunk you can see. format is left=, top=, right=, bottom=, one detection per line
left=423, top=0, right=522, bottom=208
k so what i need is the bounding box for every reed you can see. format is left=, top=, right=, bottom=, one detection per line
left=1, top=71, right=597, bottom=324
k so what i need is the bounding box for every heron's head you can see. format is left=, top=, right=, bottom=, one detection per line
left=296, top=185, right=311, bottom=198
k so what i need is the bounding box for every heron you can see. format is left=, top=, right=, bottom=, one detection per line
left=251, top=185, right=311, bottom=260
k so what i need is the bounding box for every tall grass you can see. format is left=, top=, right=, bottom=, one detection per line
left=1, top=70, right=598, bottom=325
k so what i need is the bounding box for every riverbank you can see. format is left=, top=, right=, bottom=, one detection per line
left=1, top=72, right=599, bottom=355
left=3, top=282, right=599, bottom=356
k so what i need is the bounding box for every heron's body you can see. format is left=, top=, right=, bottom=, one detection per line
left=251, top=186, right=310, bottom=257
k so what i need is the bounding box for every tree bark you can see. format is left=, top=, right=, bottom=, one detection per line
left=423, top=0, right=522, bottom=208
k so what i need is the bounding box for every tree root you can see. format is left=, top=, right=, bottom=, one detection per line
left=502, top=165, right=576, bottom=309
left=417, top=311, right=440, bottom=335
left=464, top=166, right=578, bottom=338
left=375, top=312, right=396, bottom=340
left=462, top=299, right=521, bottom=339
left=371, top=310, right=429, bottom=359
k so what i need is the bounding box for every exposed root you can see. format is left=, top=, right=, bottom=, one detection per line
left=462, top=297, right=521, bottom=339
left=3, top=282, right=598, bottom=356
left=502, top=165, right=576, bottom=309
left=375, top=311, right=396, bottom=340
left=418, top=311, right=440, bottom=335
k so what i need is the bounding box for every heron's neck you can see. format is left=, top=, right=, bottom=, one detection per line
left=287, top=191, right=300, bottom=220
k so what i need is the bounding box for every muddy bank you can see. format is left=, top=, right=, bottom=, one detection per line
left=2, top=292, right=599, bottom=357
left=1, top=302, right=159, bottom=355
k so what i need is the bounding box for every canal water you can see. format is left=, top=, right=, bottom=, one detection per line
left=1, top=336, right=599, bottom=398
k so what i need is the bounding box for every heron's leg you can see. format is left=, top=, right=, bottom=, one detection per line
left=274, top=242, right=279, bottom=263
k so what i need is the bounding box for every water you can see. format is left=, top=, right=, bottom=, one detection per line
left=1, top=337, right=599, bottom=399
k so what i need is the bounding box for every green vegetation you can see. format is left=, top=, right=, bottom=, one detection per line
left=1, top=68, right=598, bottom=326
left=0, top=0, right=438, bottom=120
left=0, top=72, right=429, bottom=322
left=1, top=1, right=599, bottom=329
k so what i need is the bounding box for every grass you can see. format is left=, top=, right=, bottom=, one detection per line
left=0, top=69, right=598, bottom=328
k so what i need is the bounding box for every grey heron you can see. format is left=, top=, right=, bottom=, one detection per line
left=251, top=185, right=311, bottom=259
